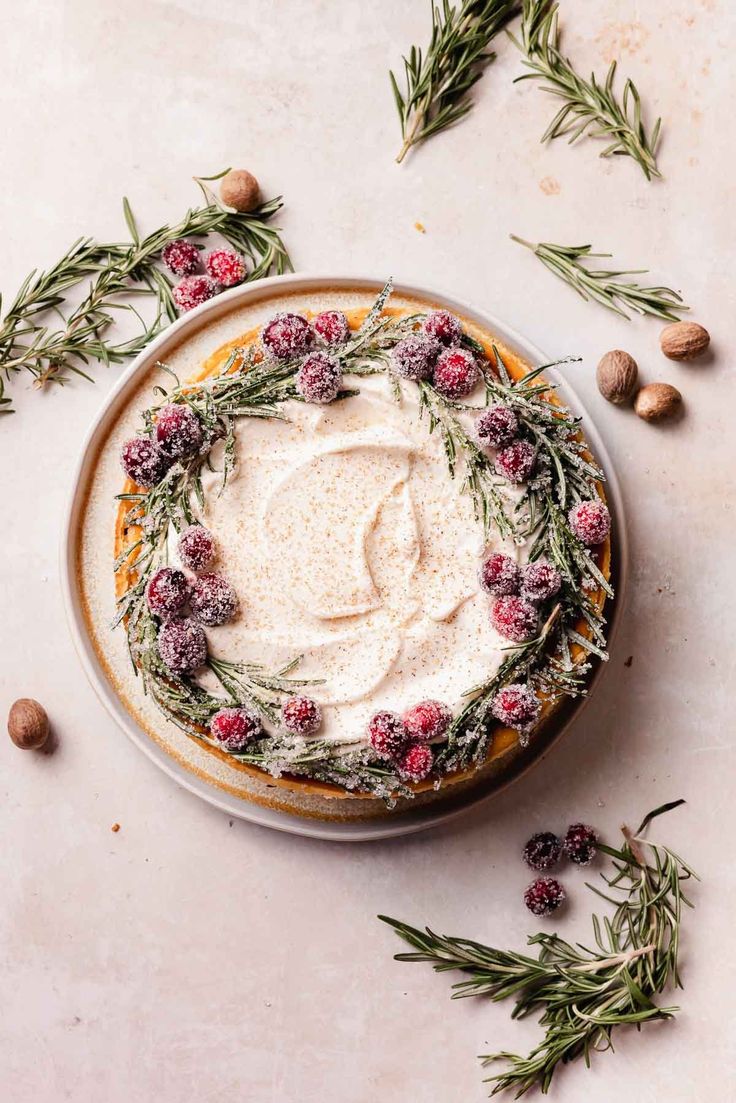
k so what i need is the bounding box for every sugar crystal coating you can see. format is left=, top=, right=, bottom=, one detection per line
left=120, top=437, right=170, bottom=488
left=262, top=312, right=313, bottom=360
left=568, top=500, right=611, bottom=546
left=190, top=574, right=239, bottom=626
left=210, top=706, right=262, bottom=750
left=490, top=596, right=538, bottom=642
left=162, top=240, right=200, bottom=277
left=145, top=567, right=191, bottom=620
left=205, top=249, right=247, bottom=287
left=523, top=832, right=563, bottom=871
left=403, top=699, right=452, bottom=743
left=390, top=334, right=440, bottom=381
left=313, top=310, right=350, bottom=347
left=520, top=559, right=562, bottom=604
left=296, top=351, right=342, bottom=404
left=475, top=404, right=519, bottom=449
left=281, top=695, right=323, bottom=735
left=367, top=711, right=408, bottom=760
left=432, top=347, right=480, bottom=398
left=563, top=823, right=599, bottom=865
left=173, top=274, right=218, bottom=313
left=524, top=877, right=566, bottom=917
left=495, top=440, right=536, bottom=483
left=155, top=403, right=204, bottom=460
left=479, top=552, right=520, bottom=596
left=157, top=618, right=207, bottom=675
left=177, top=524, right=216, bottom=572
left=491, top=683, right=541, bottom=729
left=422, top=310, right=462, bottom=346
left=398, top=743, right=434, bottom=781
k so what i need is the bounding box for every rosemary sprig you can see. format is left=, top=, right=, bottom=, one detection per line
left=391, top=0, right=519, bottom=163
left=380, top=799, right=695, bottom=1097
left=511, top=236, right=688, bottom=321
left=511, top=0, right=662, bottom=180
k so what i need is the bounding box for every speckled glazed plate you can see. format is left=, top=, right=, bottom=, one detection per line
left=61, top=273, right=627, bottom=842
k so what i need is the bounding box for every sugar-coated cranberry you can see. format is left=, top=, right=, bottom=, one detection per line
left=403, top=700, right=452, bottom=743
left=177, top=524, right=216, bottom=572
left=120, top=437, right=170, bottom=488
left=262, top=312, right=313, bottom=360
left=205, top=249, right=247, bottom=287
left=520, top=560, right=562, bottom=604
left=422, top=310, right=462, bottom=346
left=145, top=567, right=191, bottom=620
left=432, top=347, right=480, bottom=399
left=524, top=877, right=566, bottom=917
left=563, top=823, right=599, bottom=866
left=475, top=404, right=519, bottom=449
left=190, top=574, right=239, bottom=626
left=568, top=500, right=611, bottom=546
left=162, top=240, right=200, bottom=277
left=173, top=275, right=219, bottom=313
left=296, top=351, right=343, bottom=404
left=157, top=618, right=207, bottom=675
left=398, top=743, right=434, bottom=782
left=479, top=552, right=520, bottom=596
left=523, top=832, right=563, bottom=871
left=490, top=596, right=538, bottom=642
left=367, top=711, right=408, bottom=760
left=390, top=334, right=440, bottom=381
left=155, top=403, right=204, bottom=460
left=313, top=310, right=350, bottom=347
left=495, top=440, right=536, bottom=483
left=281, top=695, right=323, bottom=735
left=491, top=683, right=541, bottom=729
left=210, top=706, right=262, bottom=750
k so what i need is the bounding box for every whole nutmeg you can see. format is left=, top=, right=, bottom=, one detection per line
left=8, top=698, right=50, bottom=750
left=596, top=350, right=638, bottom=404
left=660, top=321, right=710, bottom=361
left=220, top=169, right=260, bottom=213
left=634, top=383, right=683, bottom=422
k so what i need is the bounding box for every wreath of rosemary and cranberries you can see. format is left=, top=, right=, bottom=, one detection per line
left=114, top=280, right=613, bottom=802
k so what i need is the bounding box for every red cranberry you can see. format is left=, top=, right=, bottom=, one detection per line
left=422, top=310, right=462, bottom=346
left=155, top=403, right=204, bottom=459
left=173, top=275, right=218, bottom=313
left=367, top=711, right=408, bottom=760
left=490, top=596, right=538, bottom=642
left=157, top=618, right=207, bottom=675
left=390, top=334, right=440, bottom=381
left=177, top=524, right=216, bottom=572
left=162, top=240, right=200, bottom=277
left=523, top=832, right=563, bottom=871
left=479, top=552, right=520, bottom=596
left=491, top=683, right=541, bottom=729
left=563, top=823, right=599, bottom=865
left=398, top=743, right=434, bottom=782
left=313, top=310, right=350, bottom=347
left=145, top=567, right=191, bottom=620
left=205, top=249, right=247, bottom=287
left=281, top=695, right=323, bottom=735
left=296, top=351, right=342, bottom=404
left=520, top=560, right=562, bottom=604
left=475, top=404, right=519, bottom=449
left=568, top=500, right=611, bottom=546
left=120, top=437, right=170, bottom=488
left=524, top=877, right=566, bottom=917
left=210, top=706, right=262, bottom=750
left=403, top=700, right=452, bottom=743
left=262, top=312, right=313, bottom=360
left=432, top=347, right=480, bottom=399
left=190, top=574, right=238, bottom=626
left=495, top=440, right=536, bottom=483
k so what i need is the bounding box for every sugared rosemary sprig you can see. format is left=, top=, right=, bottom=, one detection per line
left=511, top=236, right=688, bottom=321
left=381, top=799, right=695, bottom=1097
left=391, top=0, right=519, bottom=163
left=511, top=0, right=662, bottom=180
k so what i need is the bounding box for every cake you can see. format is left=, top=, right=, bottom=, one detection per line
left=77, top=281, right=613, bottom=820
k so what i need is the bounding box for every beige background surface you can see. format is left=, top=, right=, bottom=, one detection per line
left=1, top=1, right=734, bottom=1100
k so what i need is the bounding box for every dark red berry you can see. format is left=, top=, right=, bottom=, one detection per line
left=296, top=351, right=342, bottom=404
left=398, top=743, right=434, bottom=782
left=490, top=596, right=538, bottom=642
left=568, top=500, right=611, bottom=546
left=190, top=574, right=238, bottom=626
left=563, top=823, right=599, bottom=866
left=422, top=310, right=462, bottom=346
left=205, top=249, right=247, bottom=287
left=281, top=695, right=323, bottom=735
left=162, top=239, right=200, bottom=277
left=432, top=347, right=480, bottom=399
left=475, top=404, right=519, bottom=449
left=523, top=832, right=563, bottom=871
left=520, top=560, right=562, bottom=604
left=155, top=403, right=204, bottom=459
left=210, top=706, right=262, bottom=750
left=313, top=310, right=350, bottom=347
left=367, top=711, right=408, bottom=760
left=120, top=437, right=170, bottom=487
left=157, top=618, right=207, bottom=675
left=177, top=524, right=216, bottom=572
left=403, top=700, right=452, bottom=743
left=479, top=552, right=520, bottom=596
left=524, top=877, right=566, bottom=917
left=495, top=440, right=536, bottom=483
left=145, top=567, right=191, bottom=620
left=262, top=312, right=313, bottom=360
left=173, top=275, right=218, bottom=313
left=491, top=683, right=540, bottom=729
left=390, top=334, right=440, bottom=381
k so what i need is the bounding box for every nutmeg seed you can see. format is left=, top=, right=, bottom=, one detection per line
left=219, top=169, right=260, bottom=213
left=596, top=350, right=639, bottom=404
left=634, top=383, right=683, bottom=422
left=7, top=698, right=50, bottom=750
left=659, top=321, right=710, bottom=361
